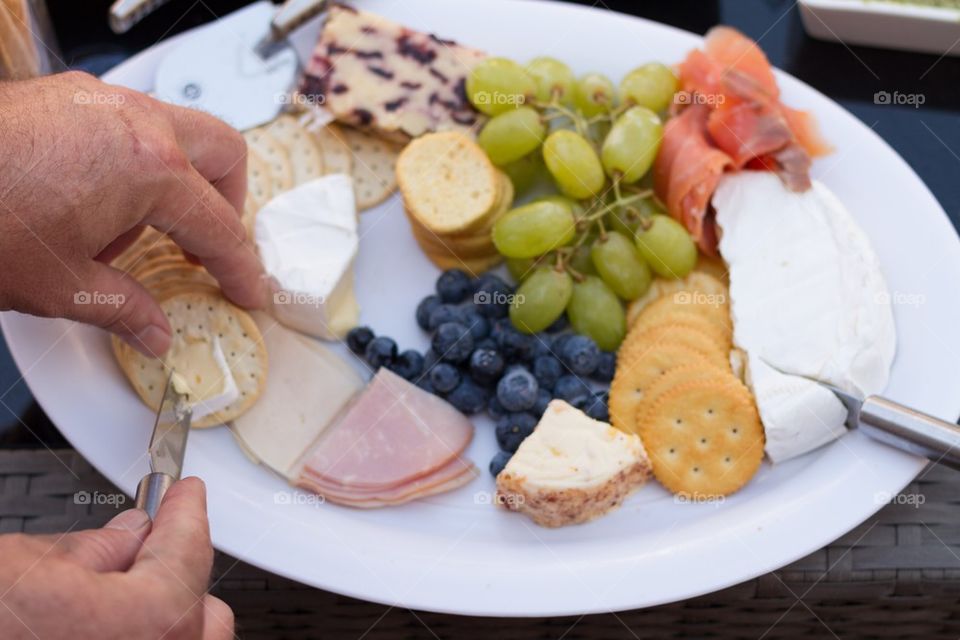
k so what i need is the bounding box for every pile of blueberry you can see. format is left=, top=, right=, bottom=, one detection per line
left=346, top=269, right=615, bottom=477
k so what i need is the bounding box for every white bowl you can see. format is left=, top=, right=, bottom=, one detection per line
left=800, top=0, right=960, bottom=56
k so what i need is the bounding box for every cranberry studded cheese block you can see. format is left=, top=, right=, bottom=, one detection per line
left=299, top=5, right=486, bottom=142
left=295, top=368, right=477, bottom=507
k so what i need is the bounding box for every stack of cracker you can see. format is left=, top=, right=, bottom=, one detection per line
left=396, top=131, right=510, bottom=274
left=609, top=272, right=764, bottom=498
left=110, top=228, right=268, bottom=428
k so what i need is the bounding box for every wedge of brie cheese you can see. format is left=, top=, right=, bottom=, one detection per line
left=714, top=171, right=896, bottom=462
left=496, top=400, right=651, bottom=527
left=165, top=337, right=240, bottom=423
left=231, top=312, right=363, bottom=479
left=255, top=174, right=360, bottom=340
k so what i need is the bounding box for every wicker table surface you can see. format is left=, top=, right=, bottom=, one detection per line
left=3, top=449, right=960, bottom=638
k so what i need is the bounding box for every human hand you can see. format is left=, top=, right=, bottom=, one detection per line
left=0, top=478, right=233, bottom=639
left=0, top=71, right=266, bottom=356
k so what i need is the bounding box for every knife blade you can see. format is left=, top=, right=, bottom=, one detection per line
left=762, top=361, right=960, bottom=470
left=135, top=370, right=192, bottom=519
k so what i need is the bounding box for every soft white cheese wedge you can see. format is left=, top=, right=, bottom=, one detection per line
left=745, top=354, right=848, bottom=463
left=165, top=337, right=240, bottom=423
left=231, top=312, right=363, bottom=479
left=256, top=174, right=360, bottom=340
left=496, top=400, right=651, bottom=527
left=714, top=171, right=897, bottom=462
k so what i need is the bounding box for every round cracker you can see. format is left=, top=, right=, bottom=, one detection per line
left=113, top=291, right=267, bottom=428
left=246, top=148, right=274, bottom=209
left=638, top=378, right=763, bottom=498
left=244, top=128, right=294, bottom=195
left=620, top=320, right=730, bottom=370
left=307, top=122, right=354, bottom=176
left=627, top=272, right=729, bottom=327
left=267, top=114, right=325, bottom=185
left=631, top=295, right=732, bottom=344
left=608, top=341, right=718, bottom=435
left=339, top=126, right=401, bottom=211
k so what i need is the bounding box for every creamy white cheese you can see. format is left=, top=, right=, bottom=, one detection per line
left=504, top=400, right=648, bottom=490
left=255, top=174, right=360, bottom=340
left=165, top=337, right=240, bottom=423
left=714, top=171, right=897, bottom=462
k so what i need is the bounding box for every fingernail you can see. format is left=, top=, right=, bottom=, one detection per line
left=122, top=325, right=171, bottom=358
left=105, top=508, right=151, bottom=531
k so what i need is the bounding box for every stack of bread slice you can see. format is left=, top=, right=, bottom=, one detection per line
left=396, top=131, right=510, bottom=273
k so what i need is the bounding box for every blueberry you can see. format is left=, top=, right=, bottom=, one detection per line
left=533, top=356, right=562, bottom=391
left=364, top=336, right=396, bottom=370
left=551, top=333, right=573, bottom=359
left=462, top=307, right=491, bottom=340
left=561, top=335, right=600, bottom=377
left=546, top=315, right=569, bottom=333
left=390, top=349, right=424, bottom=380
left=489, top=450, right=512, bottom=477
left=487, top=395, right=507, bottom=419
left=416, top=295, right=441, bottom=331
left=446, top=379, right=489, bottom=414
left=532, top=388, right=552, bottom=417
left=495, top=412, right=538, bottom=452
left=497, top=325, right=534, bottom=362
left=554, top=374, right=591, bottom=402
left=530, top=333, right=554, bottom=359
left=474, top=337, right=497, bottom=351
left=573, top=392, right=609, bottom=422
left=436, top=269, right=472, bottom=303
left=422, top=348, right=440, bottom=373
left=469, top=348, right=505, bottom=386
left=416, top=376, right=436, bottom=395
left=429, top=362, right=461, bottom=394
left=473, top=274, right=513, bottom=318
left=432, top=322, right=474, bottom=363
left=346, top=326, right=374, bottom=356
left=593, top=351, right=616, bottom=383
left=427, top=304, right=464, bottom=331
left=496, top=366, right=539, bottom=412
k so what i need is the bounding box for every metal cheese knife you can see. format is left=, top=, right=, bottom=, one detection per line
left=807, top=378, right=960, bottom=470
left=114, top=0, right=327, bottom=131
left=135, top=371, right=192, bottom=519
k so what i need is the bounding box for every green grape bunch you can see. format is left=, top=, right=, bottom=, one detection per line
left=466, top=56, right=698, bottom=350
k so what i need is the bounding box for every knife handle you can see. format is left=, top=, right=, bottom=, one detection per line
left=135, top=472, right=175, bottom=519
left=859, top=396, right=960, bottom=471
left=108, top=0, right=175, bottom=34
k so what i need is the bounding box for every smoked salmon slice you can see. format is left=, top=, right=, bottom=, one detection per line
left=657, top=26, right=831, bottom=253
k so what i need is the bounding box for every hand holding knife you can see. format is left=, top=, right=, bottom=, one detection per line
left=135, top=371, right=192, bottom=519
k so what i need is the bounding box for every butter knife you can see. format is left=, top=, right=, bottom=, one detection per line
left=135, top=371, right=192, bottom=519
left=810, top=379, right=960, bottom=470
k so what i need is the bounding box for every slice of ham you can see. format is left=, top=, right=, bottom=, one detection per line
left=297, top=457, right=477, bottom=508
left=294, top=367, right=475, bottom=504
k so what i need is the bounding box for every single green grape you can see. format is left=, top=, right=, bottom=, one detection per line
left=601, top=106, right=663, bottom=183
left=619, top=62, right=678, bottom=113
left=493, top=200, right=576, bottom=258
left=542, top=130, right=606, bottom=199
left=501, top=153, right=544, bottom=195
left=506, top=256, right=536, bottom=282
left=566, top=275, right=626, bottom=351
left=635, top=214, right=697, bottom=279
left=526, top=56, right=576, bottom=104
left=478, top=107, right=546, bottom=166
left=466, top=57, right=536, bottom=116
left=510, top=268, right=574, bottom=334
left=535, top=194, right=586, bottom=219
left=590, top=231, right=652, bottom=300
left=573, top=72, right=616, bottom=117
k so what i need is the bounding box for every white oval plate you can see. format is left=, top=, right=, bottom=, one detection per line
left=4, top=0, right=960, bottom=617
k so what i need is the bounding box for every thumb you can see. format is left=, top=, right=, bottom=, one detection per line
left=68, top=262, right=172, bottom=357
left=58, top=508, right=152, bottom=573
